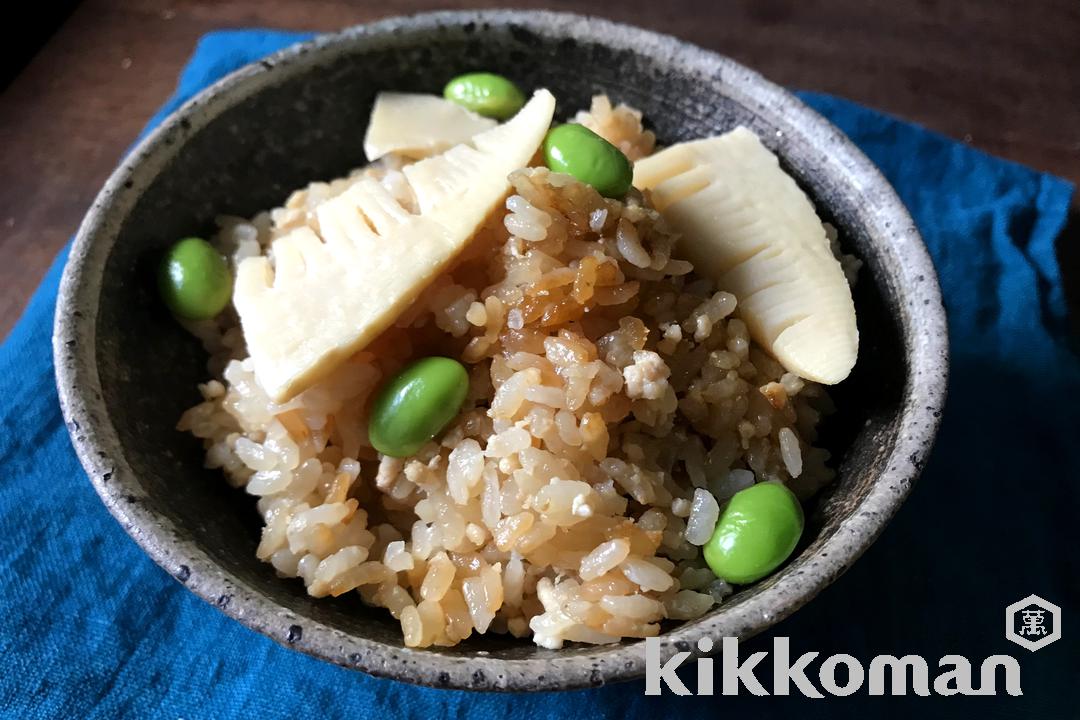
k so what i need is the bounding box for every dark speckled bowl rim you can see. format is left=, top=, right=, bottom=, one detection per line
left=53, top=10, right=948, bottom=692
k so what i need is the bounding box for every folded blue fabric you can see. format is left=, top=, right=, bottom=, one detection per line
left=1, top=30, right=1076, bottom=719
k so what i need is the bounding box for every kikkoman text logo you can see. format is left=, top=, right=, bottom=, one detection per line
left=644, top=637, right=1023, bottom=697
left=645, top=594, right=1063, bottom=697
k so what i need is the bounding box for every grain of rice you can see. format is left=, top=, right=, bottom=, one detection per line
left=778, top=427, right=803, bottom=477
left=235, top=437, right=278, bottom=472
left=713, top=468, right=756, bottom=501
left=616, top=218, right=651, bottom=268
left=678, top=566, right=717, bottom=591
left=485, top=426, right=533, bottom=456
left=420, top=551, right=456, bottom=601
left=441, top=588, right=474, bottom=642
left=621, top=556, right=674, bottom=592
left=684, top=488, right=720, bottom=546
left=494, top=512, right=535, bottom=551
left=705, top=578, right=734, bottom=603
left=580, top=539, right=631, bottom=581
left=665, top=589, right=716, bottom=619
left=383, top=540, right=414, bottom=572
left=465, top=301, right=488, bottom=327
left=416, top=599, right=446, bottom=646
left=447, top=438, right=484, bottom=504
left=401, top=605, right=424, bottom=647
left=379, top=583, right=416, bottom=619
left=635, top=508, right=667, bottom=532
left=600, top=593, right=664, bottom=620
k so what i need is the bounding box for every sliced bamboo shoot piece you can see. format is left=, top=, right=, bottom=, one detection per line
left=235, top=89, right=556, bottom=401
left=633, top=127, right=858, bottom=384
left=363, top=93, right=496, bottom=161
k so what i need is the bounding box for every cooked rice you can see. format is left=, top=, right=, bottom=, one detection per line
left=178, top=96, right=838, bottom=649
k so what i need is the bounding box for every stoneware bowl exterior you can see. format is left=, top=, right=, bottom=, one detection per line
left=53, top=10, right=948, bottom=692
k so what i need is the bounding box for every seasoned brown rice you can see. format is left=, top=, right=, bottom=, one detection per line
left=178, top=97, right=838, bottom=649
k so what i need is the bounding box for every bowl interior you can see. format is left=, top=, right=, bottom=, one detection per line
left=64, top=12, right=940, bottom=690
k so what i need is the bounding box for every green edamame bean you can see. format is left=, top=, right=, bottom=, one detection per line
left=443, top=72, right=525, bottom=120
left=543, top=124, right=633, bottom=198
left=368, top=357, right=470, bottom=458
left=157, top=237, right=232, bottom=320
left=703, top=482, right=804, bottom=584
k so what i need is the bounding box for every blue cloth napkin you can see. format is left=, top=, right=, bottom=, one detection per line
left=1, top=30, right=1076, bottom=719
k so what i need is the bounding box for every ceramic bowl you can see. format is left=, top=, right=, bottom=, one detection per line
left=53, top=10, right=948, bottom=691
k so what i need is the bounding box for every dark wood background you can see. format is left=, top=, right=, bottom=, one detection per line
left=2, top=0, right=1078, bottom=338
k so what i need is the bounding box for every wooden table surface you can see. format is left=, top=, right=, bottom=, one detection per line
left=2, top=0, right=1078, bottom=339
